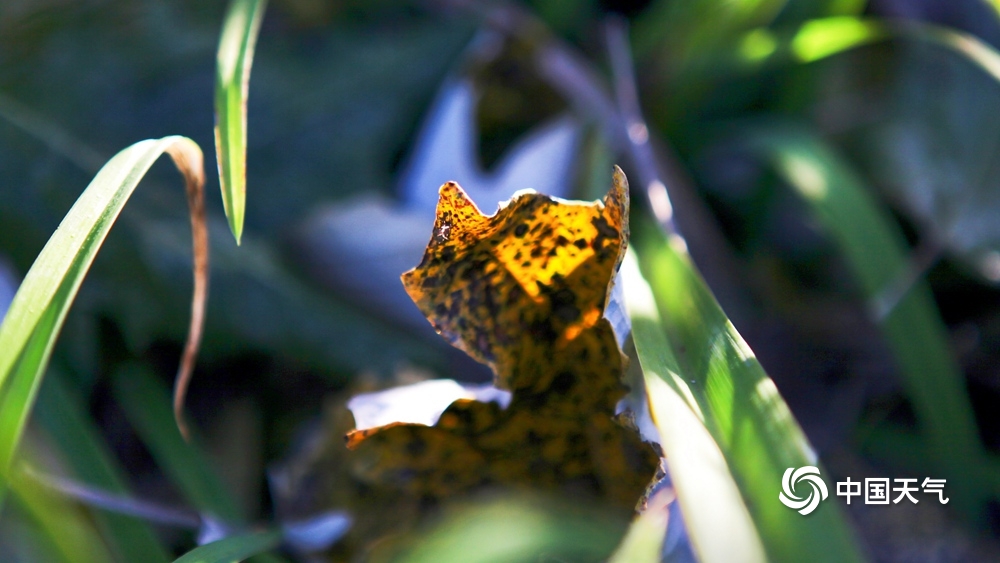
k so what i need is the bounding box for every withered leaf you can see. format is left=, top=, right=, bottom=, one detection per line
left=345, top=166, right=658, bottom=511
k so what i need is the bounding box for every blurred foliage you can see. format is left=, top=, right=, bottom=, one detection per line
left=390, top=495, right=628, bottom=563
left=2, top=0, right=1000, bottom=561
left=0, top=0, right=470, bottom=383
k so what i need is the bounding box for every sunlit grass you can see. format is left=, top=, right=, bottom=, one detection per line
left=215, top=0, right=267, bottom=245
left=0, top=137, right=207, bottom=506
left=626, top=230, right=865, bottom=562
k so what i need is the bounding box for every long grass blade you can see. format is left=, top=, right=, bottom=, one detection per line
left=215, top=0, right=267, bottom=245
left=728, top=16, right=1000, bottom=80
left=0, top=136, right=207, bottom=505
left=622, top=251, right=764, bottom=563
left=743, top=125, right=988, bottom=518
left=625, top=229, right=866, bottom=562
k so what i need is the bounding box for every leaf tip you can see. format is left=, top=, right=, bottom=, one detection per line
left=227, top=212, right=244, bottom=245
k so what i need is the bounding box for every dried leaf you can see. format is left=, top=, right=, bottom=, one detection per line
left=346, top=166, right=658, bottom=510
left=294, top=78, right=580, bottom=336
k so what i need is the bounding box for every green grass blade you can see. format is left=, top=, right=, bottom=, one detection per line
left=215, top=0, right=267, bottom=245
left=786, top=16, right=884, bottom=62
left=35, top=371, right=170, bottom=562
left=743, top=125, right=988, bottom=518
left=172, top=530, right=281, bottom=563
left=113, top=363, right=242, bottom=523
left=788, top=17, right=1000, bottom=70
left=861, top=426, right=1000, bottom=499
left=0, top=136, right=206, bottom=503
left=625, top=233, right=866, bottom=562
left=729, top=16, right=1000, bottom=78
left=9, top=469, right=115, bottom=563
left=621, top=252, right=765, bottom=563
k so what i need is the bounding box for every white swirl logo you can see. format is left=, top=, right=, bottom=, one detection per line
left=779, top=466, right=828, bottom=515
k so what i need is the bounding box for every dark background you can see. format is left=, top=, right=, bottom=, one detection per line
left=2, top=0, right=1000, bottom=560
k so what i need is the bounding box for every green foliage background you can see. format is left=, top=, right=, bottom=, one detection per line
left=2, top=0, right=1000, bottom=561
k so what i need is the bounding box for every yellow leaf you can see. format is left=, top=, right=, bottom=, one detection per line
left=347, top=166, right=657, bottom=510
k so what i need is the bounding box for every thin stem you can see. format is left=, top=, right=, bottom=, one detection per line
left=605, top=16, right=679, bottom=236
left=19, top=463, right=203, bottom=529
left=871, top=235, right=944, bottom=321
left=0, top=92, right=106, bottom=173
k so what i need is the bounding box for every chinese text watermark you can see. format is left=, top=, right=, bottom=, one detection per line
left=780, top=467, right=949, bottom=515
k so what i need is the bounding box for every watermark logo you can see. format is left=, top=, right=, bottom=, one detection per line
left=779, top=466, right=829, bottom=515
left=780, top=469, right=949, bottom=515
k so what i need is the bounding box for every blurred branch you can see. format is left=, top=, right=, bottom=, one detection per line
left=605, top=16, right=677, bottom=235
left=0, top=91, right=106, bottom=173
left=428, top=0, right=756, bottom=321
left=870, top=236, right=944, bottom=322
left=19, top=463, right=203, bottom=529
